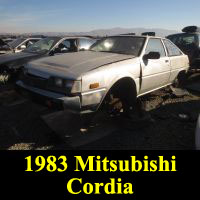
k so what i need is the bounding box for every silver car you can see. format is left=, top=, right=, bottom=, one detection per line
left=16, top=35, right=189, bottom=115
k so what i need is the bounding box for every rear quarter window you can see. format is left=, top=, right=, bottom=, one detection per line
left=163, top=39, right=182, bottom=57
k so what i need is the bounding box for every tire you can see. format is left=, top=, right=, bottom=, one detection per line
left=101, top=87, right=137, bottom=117
left=173, top=71, right=187, bottom=88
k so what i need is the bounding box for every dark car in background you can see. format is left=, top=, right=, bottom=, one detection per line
left=8, top=37, right=42, bottom=54
left=166, top=26, right=200, bottom=69
left=0, top=39, right=12, bottom=55
left=0, top=37, right=42, bottom=55
left=0, top=36, right=97, bottom=82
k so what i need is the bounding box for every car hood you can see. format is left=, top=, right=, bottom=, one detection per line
left=27, top=51, right=135, bottom=79
left=0, top=51, right=42, bottom=67
left=0, top=45, right=12, bottom=51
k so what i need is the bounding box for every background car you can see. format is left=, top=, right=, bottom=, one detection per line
left=3, top=38, right=16, bottom=44
left=166, top=26, right=200, bottom=69
left=0, top=36, right=97, bottom=82
left=0, top=39, right=11, bottom=55
left=8, top=37, right=42, bottom=54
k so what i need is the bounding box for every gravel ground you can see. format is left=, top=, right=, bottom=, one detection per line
left=0, top=78, right=200, bottom=150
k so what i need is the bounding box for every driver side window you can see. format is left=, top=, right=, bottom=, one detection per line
left=55, top=39, right=77, bottom=53
left=26, top=39, right=39, bottom=47
left=61, top=40, right=71, bottom=49
left=145, top=38, right=166, bottom=57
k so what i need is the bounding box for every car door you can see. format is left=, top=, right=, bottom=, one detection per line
left=139, top=38, right=171, bottom=95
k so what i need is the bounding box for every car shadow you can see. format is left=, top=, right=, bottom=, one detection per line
left=70, top=99, right=199, bottom=150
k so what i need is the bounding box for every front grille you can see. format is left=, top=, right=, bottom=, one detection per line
left=22, top=72, right=48, bottom=90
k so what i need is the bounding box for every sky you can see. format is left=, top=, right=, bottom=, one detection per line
left=0, top=0, right=200, bottom=33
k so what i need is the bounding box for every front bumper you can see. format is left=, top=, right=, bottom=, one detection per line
left=16, top=80, right=81, bottom=113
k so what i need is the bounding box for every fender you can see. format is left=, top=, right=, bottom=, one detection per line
left=96, top=76, right=138, bottom=111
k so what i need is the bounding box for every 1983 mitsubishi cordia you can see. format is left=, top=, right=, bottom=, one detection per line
left=16, top=35, right=189, bottom=115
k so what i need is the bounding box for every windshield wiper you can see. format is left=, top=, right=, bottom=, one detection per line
left=98, top=50, right=131, bottom=55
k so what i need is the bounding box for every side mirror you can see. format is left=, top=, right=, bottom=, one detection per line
left=143, top=52, right=160, bottom=60
left=19, top=44, right=26, bottom=50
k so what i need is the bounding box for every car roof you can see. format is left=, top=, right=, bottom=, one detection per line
left=60, top=36, right=97, bottom=40
left=26, top=38, right=43, bottom=40
left=14, top=37, right=43, bottom=41
left=108, top=35, right=165, bottom=40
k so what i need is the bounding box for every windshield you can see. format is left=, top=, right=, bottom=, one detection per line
left=24, top=37, right=59, bottom=53
left=90, top=36, right=145, bottom=56
left=9, top=38, right=25, bottom=48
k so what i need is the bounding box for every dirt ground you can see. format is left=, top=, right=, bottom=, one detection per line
left=0, top=76, right=200, bottom=150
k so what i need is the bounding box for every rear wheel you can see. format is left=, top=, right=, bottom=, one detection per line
left=173, top=71, right=187, bottom=88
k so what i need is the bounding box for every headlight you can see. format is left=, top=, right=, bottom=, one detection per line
left=65, top=80, right=81, bottom=93
left=70, top=80, right=81, bottom=93
left=54, top=77, right=63, bottom=87
left=49, top=77, right=81, bottom=94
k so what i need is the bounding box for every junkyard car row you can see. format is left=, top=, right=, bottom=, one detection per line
left=0, top=37, right=42, bottom=55
left=0, top=36, right=96, bottom=81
